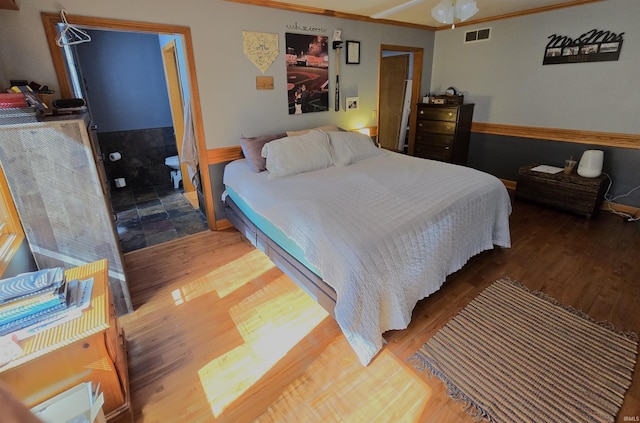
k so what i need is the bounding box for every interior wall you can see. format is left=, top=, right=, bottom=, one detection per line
left=75, top=30, right=173, bottom=133
left=430, top=0, right=640, bottom=208
left=0, top=0, right=435, bottom=149
left=430, top=0, right=639, bottom=134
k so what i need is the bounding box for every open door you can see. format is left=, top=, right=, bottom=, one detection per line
left=377, top=45, right=423, bottom=156
left=378, top=54, right=409, bottom=151
left=161, top=39, right=196, bottom=194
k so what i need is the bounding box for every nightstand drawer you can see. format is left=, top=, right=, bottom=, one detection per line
left=416, top=120, right=456, bottom=134
left=417, top=107, right=458, bottom=121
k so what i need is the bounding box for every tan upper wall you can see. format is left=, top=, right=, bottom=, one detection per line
left=0, top=0, right=434, bottom=150
left=430, top=0, right=640, bottom=137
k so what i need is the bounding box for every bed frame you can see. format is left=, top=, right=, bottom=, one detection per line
left=224, top=195, right=337, bottom=317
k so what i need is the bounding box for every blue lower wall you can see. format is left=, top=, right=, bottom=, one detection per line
left=468, top=133, right=640, bottom=208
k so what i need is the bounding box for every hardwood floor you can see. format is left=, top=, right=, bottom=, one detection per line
left=120, top=197, right=640, bottom=422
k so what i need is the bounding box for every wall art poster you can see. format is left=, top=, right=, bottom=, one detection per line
left=543, top=28, right=624, bottom=65
left=285, top=33, right=329, bottom=114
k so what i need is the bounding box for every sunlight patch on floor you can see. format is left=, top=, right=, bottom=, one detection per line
left=254, top=336, right=431, bottom=422
left=197, top=275, right=329, bottom=417
left=170, top=250, right=275, bottom=306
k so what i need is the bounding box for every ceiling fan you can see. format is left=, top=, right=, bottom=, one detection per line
left=371, top=0, right=479, bottom=27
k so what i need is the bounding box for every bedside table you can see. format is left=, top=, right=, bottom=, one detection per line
left=515, top=164, right=608, bottom=219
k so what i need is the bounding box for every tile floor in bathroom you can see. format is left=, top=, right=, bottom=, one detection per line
left=110, top=184, right=209, bottom=253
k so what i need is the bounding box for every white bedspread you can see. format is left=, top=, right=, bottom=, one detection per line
left=224, top=152, right=511, bottom=365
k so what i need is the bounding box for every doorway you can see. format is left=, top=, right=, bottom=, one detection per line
left=41, top=13, right=216, bottom=252
left=377, top=45, right=423, bottom=156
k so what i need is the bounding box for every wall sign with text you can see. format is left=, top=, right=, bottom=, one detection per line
left=543, top=28, right=624, bottom=65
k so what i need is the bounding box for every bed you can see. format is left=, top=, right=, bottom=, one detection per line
left=223, top=128, right=512, bottom=365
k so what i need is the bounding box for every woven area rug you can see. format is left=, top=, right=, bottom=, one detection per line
left=409, top=278, right=638, bottom=423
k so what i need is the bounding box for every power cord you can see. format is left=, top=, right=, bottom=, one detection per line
left=602, top=173, right=640, bottom=222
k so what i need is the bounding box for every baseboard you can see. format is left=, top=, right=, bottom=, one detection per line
left=500, top=178, right=517, bottom=191
left=602, top=201, right=640, bottom=217
left=215, top=218, right=234, bottom=230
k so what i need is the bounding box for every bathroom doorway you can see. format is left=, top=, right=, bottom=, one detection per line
left=42, top=14, right=213, bottom=253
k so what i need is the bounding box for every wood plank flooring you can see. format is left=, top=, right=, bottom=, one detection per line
left=120, top=197, right=640, bottom=422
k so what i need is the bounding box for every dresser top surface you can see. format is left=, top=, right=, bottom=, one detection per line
left=0, top=260, right=110, bottom=373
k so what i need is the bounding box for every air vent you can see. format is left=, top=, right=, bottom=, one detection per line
left=464, top=27, right=491, bottom=43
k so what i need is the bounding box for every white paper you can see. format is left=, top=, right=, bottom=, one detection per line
left=31, top=382, right=102, bottom=423
left=531, top=165, right=563, bottom=174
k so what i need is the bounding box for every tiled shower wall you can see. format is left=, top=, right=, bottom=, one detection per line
left=98, top=127, right=177, bottom=191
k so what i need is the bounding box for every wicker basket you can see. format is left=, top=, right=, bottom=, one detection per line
left=445, top=94, right=464, bottom=105
left=431, top=94, right=464, bottom=105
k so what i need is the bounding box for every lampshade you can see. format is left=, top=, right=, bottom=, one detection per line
left=455, top=0, right=479, bottom=21
left=431, top=0, right=455, bottom=24
left=432, top=0, right=479, bottom=25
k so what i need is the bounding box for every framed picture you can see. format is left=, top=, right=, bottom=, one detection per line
left=346, top=40, right=360, bottom=64
left=285, top=33, right=329, bottom=114
left=346, top=96, right=359, bottom=110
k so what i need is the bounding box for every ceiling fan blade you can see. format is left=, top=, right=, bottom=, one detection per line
left=371, top=0, right=425, bottom=19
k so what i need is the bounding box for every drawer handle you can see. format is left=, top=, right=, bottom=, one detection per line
left=444, top=146, right=450, bottom=150
left=446, top=126, right=453, bottom=130
left=419, top=110, right=424, bottom=114
left=448, top=112, right=453, bottom=116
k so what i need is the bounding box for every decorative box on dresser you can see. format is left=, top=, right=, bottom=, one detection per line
left=0, top=260, right=132, bottom=422
left=414, top=103, right=474, bottom=165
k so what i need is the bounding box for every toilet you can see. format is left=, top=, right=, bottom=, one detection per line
left=165, top=155, right=182, bottom=189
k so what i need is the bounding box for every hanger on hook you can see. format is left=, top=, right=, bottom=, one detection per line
left=55, top=9, right=92, bottom=47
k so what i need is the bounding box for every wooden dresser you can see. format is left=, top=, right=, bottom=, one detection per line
left=414, top=103, right=474, bottom=165
left=0, top=260, right=132, bottom=422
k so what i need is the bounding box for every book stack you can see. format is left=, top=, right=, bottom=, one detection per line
left=0, top=268, right=93, bottom=340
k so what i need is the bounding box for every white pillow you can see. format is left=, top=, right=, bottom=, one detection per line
left=261, top=130, right=334, bottom=179
left=286, top=123, right=340, bottom=137
left=325, top=130, right=383, bottom=166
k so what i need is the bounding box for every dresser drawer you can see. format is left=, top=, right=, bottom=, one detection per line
left=417, top=106, right=458, bottom=122
left=417, top=119, right=456, bottom=134
left=415, top=133, right=454, bottom=147
left=414, top=144, right=453, bottom=161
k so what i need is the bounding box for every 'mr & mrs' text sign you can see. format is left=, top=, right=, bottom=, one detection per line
left=543, top=28, right=624, bottom=65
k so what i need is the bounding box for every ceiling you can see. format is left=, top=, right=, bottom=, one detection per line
left=229, top=0, right=602, bottom=30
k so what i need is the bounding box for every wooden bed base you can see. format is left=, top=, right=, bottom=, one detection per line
left=224, top=195, right=337, bottom=317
